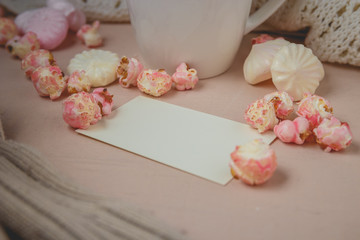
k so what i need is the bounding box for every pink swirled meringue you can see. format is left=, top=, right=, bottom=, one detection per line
left=21, top=49, right=56, bottom=78
left=117, top=56, right=143, bottom=88
left=230, top=139, right=277, bottom=185
left=31, top=66, right=67, bottom=100
left=46, top=0, right=86, bottom=32
left=171, top=62, right=199, bottom=91
left=0, top=18, right=18, bottom=45
left=274, top=117, right=311, bottom=144
left=137, top=69, right=172, bottom=97
left=14, top=9, right=37, bottom=34
left=91, top=88, right=114, bottom=116
left=62, top=91, right=102, bottom=129
left=313, top=116, right=353, bottom=152
left=77, top=20, right=103, bottom=48
left=264, top=91, right=294, bottom=119
left=6, top=32, right=40, bottom=59
left=244, top=98, right=279, bottom=133
left=67, top=70, right=91, bottom=93
left=16, top=8, right=69, bottom=50
left=296, top=92, right=333, bottom=129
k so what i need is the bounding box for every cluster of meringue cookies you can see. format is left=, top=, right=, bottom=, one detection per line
left=243, top=34, right=325, bottom=101
left=0, top=0, right=103, bottom=58
left=229, top=34, right=353, bottom=186
left=245, top=91, right=353, bottom=152
left=19, top=47, right=199, bottom=130
left=64, top=51, right=199, bottom=129
left=230, top=91, right=353, bottom=186
left=66, top=50, right=199, bottom=99
left=18, top=48, right=114, bottom=129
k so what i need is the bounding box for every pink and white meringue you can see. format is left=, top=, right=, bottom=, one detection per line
left=31, top=66, right=67, bottom=100
left=244, top=98, right=279, bottom=133
left=62, top=91, right=102, bottom=129
left=137, top=69, right=172, bottom=97
left=274, top=117, right=311, bottom=144
left=0, top=17, right=18, bottom=45
left=14, top=9, right=37, bottom=34
left=117, top=56, right=143, bottom=87
left=251, top=34, right=276, bottom=45
left=77, top=20, right=103, bottom=48
left=67, top=70, right=91, bottom=93
left=91, top=88, right=113, bottom=116
left=15, top=8, right=69, bottom=50
left=313, top=116, right=353, bottom=152
left=6, top=31, right=40, bottom=59
left=171, top=62, right=199, bottom=91
left=264, top=91, right=294, bottom=119
left=46, top=0, right=86, bottom=32
left=230, top=139, right=277, bottom=185
left=21, top=49, right=56, bottom=78
left=296, top=92, right=333, bottom=129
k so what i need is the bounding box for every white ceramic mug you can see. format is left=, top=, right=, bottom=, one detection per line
left=126, top=0, right=285, bottom=79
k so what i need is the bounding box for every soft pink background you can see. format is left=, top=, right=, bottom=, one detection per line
left=1, top=23, right=360, bottom=240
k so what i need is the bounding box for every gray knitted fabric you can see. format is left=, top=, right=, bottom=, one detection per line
left=0, top=120, right=188, bottom=240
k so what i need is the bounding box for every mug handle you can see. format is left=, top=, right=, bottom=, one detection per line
left=245, top=0, right=286, bottom=34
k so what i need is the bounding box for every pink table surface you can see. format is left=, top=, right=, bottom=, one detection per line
left=1, top=23, right=360, bottom=240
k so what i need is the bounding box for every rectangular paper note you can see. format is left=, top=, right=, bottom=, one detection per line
left=77, top=96, right=276, bottom=185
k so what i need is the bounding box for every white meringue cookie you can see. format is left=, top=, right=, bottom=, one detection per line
left=67, top=50, right=120, bottom=87
left=243, top=38, right=290, bottom=85
left=271, top=43, right=325, bottom=101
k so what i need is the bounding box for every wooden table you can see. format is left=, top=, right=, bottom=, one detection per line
left=1, top=23, right=360, bottom=240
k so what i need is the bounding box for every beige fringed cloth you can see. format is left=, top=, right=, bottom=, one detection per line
left=0, top=119, right=188, bottom=240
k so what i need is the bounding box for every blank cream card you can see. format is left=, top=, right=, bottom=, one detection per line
left=77, top=96, right=276, bottom=185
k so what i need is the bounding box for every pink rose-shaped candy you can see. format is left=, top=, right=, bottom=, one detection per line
left=137, top=69, right=172, bottom=97
left=297, top=93, right=333, bottom=129
left=171, top=62, right=199, bottom=91
left=21, top=49, right=56, bottom=78
left=117, top=56, right=143, bottom=88
left=6, top=32, right=40, bottom=59
left=274, top=117, right=311, bottom=144
left=77, top=20, right=103, bottom=48
left=313, top=116, right=353, bottom=152
left=31, top=66, right=67, bottom=100
left=67, top=70, right=91, bottom=93
left=0, top=17, right=18, bottom=45
left=264, top=91, right=294, bottom=119
left=63, top=91, right=102, bottom=129
left=244, top=98, right=279, bottom=133
left=230, top=139, right=277, bottom=185
left=91, top=88, right=114, bottom=116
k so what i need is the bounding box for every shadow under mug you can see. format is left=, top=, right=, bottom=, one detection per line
left=126, top=0, right=285, bottom=79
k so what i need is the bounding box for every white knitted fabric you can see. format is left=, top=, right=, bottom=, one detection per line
left=252, top=0, right=360, bottom=67
left=0, top=0, right=130, bottom=22
left=67, top=0, right=129, bottom=22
